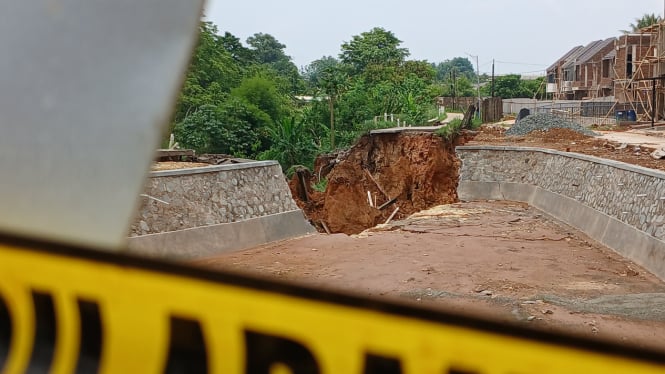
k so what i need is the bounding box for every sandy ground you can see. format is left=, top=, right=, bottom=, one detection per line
left=198, top=201, right=665, bottom=352
left=597, top=130, right=665, bottom=149
left=151, top=161, right=210, bottom=171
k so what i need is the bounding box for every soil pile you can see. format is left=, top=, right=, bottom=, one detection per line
left=470, top=125, right=665, bottom=171
left=290, top=133, right=461, bottom=235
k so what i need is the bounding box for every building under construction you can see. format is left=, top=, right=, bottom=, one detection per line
left=546, top=22, right=665, bottom=124
left=614, top=22, right=665, bottom=123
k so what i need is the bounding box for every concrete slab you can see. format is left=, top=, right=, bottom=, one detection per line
left=499, top=182, right=537, bottom=204
left=457, top=181, right=503, bottom=201
left=531, top=188, right=610, bottom=242
left=127, top=210, right=315, bottom=260
left=260, top=210, right=318, bottom=243
left=369, top=113, right=465, bottom=135
left=599, top=218, right=665, bottom=278
left=370, top=125, right=445, bottom=135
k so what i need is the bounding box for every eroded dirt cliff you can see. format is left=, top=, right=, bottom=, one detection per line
left=291, top=133, right=462, bottom=234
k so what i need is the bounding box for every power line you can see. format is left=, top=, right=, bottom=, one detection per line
left=487, top=70, right=546, bottom=76
left=494, top=60, right=548, bottom=67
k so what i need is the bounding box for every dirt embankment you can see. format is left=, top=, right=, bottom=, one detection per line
left=290, top=133, right=463, bottom=235
left=472, top=126, right=665, bottom=171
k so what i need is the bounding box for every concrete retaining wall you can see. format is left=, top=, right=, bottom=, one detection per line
left=127, top=161, right=315, bottom=259
left=457, top=145, right=665, bottom=280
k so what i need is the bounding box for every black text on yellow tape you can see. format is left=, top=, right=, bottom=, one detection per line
left=1, top=235, right=665, bottom=373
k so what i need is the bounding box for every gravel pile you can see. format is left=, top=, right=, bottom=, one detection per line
left=506, top=113, right=597, bottom=137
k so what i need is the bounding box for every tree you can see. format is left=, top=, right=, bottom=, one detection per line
left=340, top=27, right=409, bottom=74
left=174, top=98, right=271, bottom=157
left=434, top=57, right=476, bottom=82
left=331, top=29, right=437, bottom=128
left=302, top=56, right=340, bottom=91
left=485, top=74, right=525, bottom=98
left=437, top=74, right=475, bottom=100
left=259, top=117, right=317, bottom=171
left=173, top=105, right=221, bottom=153
left=521, top=77, right=546, bottom=99
left=170, top=20, right=315, bottom=164
left=173, top=22, right=242, bottom=124
left=480, top=75, right=544, bottom=99
left=231, top=73, right=287, bottom=123
left=220, top=32, right=254, bottom=65
left=247, top=33, right=303, bottom=93
left=623, top=13, right=662, bottom=33
left=215, top=97, right=272, bottom=157
left=319, top=65, right=349, bottom=149
left=402, top=60, right=436, bottom=81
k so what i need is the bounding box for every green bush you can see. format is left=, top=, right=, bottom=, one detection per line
left=311, top=178, right=328, bottom=192
left=258, top=117, right=317, bottom=171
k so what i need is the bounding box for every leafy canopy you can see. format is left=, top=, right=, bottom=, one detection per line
left=171, top=23, right=448, bottom=171
left=480, top=74, right=545, bottom=99
left=434, top=57, right=476, bottom=82
left=340, top=27, right=409, bottom=73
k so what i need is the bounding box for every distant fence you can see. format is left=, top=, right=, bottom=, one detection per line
left=481, top=97, right=502, bottom=123
left=437, top=97, right=476, bottom=111
left=503, top=97, right=653, bottom=127
left=532, top=103, right=613, bottom=126
left=439, top=97, right=648, bottom=126
left=437, top=97, right=503, bottom=123
left=534, top=101, right=649, bottom=126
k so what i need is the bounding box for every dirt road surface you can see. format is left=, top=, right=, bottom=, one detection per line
left=198, top=201, right=665, bottom=352
left=597, top=130, right=665, bottom=150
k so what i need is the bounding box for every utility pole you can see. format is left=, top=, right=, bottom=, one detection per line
left=466, top=53, right=482, bottom=120
left=451, top=68, right=457, bottom=110
left=491, top=59, right=495, bottom=98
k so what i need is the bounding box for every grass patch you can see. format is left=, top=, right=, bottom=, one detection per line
left=435, top=119, right=463, bottom=140
left=435, top=116, right=483, bottom=140
left=311, top=178, right=328, bottom=192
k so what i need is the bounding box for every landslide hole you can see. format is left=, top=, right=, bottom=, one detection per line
left=290, top=133, right=462, bottom=235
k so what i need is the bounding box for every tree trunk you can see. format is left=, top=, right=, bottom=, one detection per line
left=329, top=98, right=335, bottom=149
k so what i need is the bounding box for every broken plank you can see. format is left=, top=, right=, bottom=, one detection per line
left=378, top=197, right=398, bottom=210
left=320, top=221, right=331, bottom=235
left=364, top=169, right=389, bottom=198
left=384, top=207, right=400, bottom=225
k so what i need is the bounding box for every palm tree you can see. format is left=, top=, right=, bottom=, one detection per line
left=263, top=117, right=316, bottom=171
left=622, top=13, right=662, bottom=33
left=318, top=65, right=349, bottom=150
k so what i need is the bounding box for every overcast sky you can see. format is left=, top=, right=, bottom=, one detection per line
left=205, top=0, right=664, bottom=76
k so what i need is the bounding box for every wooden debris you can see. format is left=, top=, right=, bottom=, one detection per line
left=296, top=170, right=310, bottom=203
left=364, top=169, right=389, bottom=198
left=320, top=221, right=331, bottom=235
left=461, top=104, right=477, bottom=129
left=155, top=149, right=195, bottom=162
left=384, top=207, right=400, bottom=224
left=378, top=197, right=398, bottom=210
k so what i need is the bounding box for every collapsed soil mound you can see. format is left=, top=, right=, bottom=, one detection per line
left=290, top=133, right=461, bottom=235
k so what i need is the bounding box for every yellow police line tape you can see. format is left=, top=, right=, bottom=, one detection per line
left=0, top=236, right=664, bottom=374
